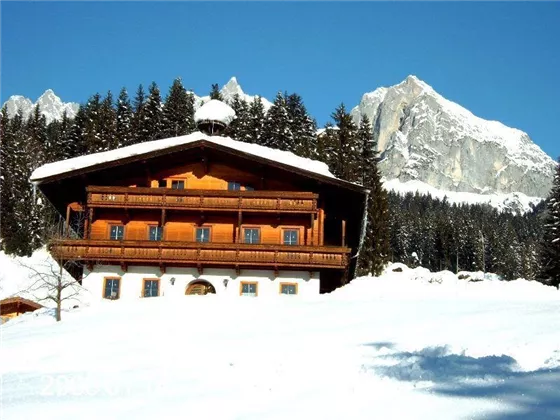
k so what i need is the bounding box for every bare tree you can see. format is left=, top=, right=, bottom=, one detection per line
left=18, top=256, right=83, bottom=322
left=17, top=214, right=86, bottom=322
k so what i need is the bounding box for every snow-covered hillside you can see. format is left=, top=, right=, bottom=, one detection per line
left=2, top=264, right=559, bottom=420
left=384, top=178, right=544, bottom=214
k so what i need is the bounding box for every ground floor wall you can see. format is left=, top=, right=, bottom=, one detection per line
left=82, top=265, right=320, bottom=300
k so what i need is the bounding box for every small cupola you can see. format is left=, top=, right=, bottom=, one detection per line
left=194, top=99, right=236, bottom=136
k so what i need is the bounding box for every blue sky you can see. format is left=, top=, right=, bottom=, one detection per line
left=2, top=2, right=559, bottom=159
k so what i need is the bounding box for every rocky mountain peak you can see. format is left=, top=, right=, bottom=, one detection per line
left=351, top=76, right=556, bottom=198
left=2, top=89, right=79, bottom=123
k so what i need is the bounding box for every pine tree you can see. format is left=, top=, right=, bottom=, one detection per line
left=132, top=84, right=149, bottom=143
left=539, top=157, right=560, bottom=287
left=163, top=78, right=195, bottom=138
left=328, top=104, right=360, bottom=181
left=225, top=94, right=251, bottom=142
left=262, top=92, right=291, bottom=150
left=356, top=115, right=390, bottom=275
left=247, top=97, right=266, bottom=145
left=286, top=93, right=317, bottom=158
left=144, top=82, right=165, bottom=141
left=98, top=91, right=117, bottom=150
left=209, top=83, right=223, bottom=101
left=82, top=93, right=102, bottom=153
left=116, top=88, right=134, bottom=147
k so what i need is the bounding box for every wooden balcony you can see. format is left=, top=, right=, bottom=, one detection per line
left=86, top=186, right=318, bottom=213
left=50, top=239, right=350, bottom=270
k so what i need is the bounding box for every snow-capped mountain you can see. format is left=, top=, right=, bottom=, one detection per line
left=351, top=75, right=556, bottom=199
left=194, top=77, right=273, bottom=111
left=3, top=89, right=80, bottom=123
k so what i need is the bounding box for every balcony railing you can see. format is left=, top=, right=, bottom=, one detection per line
left=86, top=186, right=317, bottom=213
left=50, top=239, right=349, bottom=270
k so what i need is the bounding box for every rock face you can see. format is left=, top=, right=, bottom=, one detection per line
left=351, top=75, right=556, bottom=198
left=3, top=89, right=79, bottom=123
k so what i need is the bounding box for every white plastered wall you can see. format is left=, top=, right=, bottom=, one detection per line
left=82, top=265, right=320, bottom=300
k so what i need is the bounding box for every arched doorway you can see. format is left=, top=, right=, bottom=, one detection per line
left=185, top=280, right=216, bottom=295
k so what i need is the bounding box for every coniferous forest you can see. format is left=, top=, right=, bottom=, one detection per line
left=1, top=77, right=559, bottom=285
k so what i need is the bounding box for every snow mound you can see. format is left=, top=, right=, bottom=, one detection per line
left=194, top=99, right=236, bottom=125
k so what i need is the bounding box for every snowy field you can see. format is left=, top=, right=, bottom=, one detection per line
left=1, top=264, right=560, bottom=420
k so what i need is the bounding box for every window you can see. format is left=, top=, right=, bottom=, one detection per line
left=228, top=181, right=241, bottom=191
left=143, top=279, right=159, bottom=297
left=158, top=180, right=167, bottom=188
left=280, top=283, right=298, bottom=295
left=171, top=180, right=185, bottom=190
left=240, top=282, right=258, bottom=297
left=243, top=228, right=260, bottom=244
left=283, top=229, right=299, bottom=246
left=244, top=185, right=255, bottom=191
left=149, top=226, right=162, bottom=241
left=104, top=278, right=120, bottom=299
left=110, top=225, right=124, bottom=240
left=196, top=227, right=211, bottom=243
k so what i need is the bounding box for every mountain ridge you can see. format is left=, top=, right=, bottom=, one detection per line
left=3, top=76, right=555, bottom=209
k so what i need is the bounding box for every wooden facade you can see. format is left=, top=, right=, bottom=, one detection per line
left=36, top=138, right=367, bottom=291
left=0, top=297, right=43, bottom=323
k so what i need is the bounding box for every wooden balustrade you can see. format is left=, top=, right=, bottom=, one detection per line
left=86, top=186, right=317, bottom=213
left=50, top=239, right=349, bottom=270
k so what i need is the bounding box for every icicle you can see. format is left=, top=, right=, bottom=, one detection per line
left=351, top=189, right=370, bottom=260
left=32, top=181, right=37, bottom=205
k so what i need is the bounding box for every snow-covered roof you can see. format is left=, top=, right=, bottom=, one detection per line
left=194, top=99, right=236, bottom=126
left=30, top=132, right=342, bottom=184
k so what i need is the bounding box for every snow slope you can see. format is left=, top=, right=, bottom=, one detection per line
left=2, top=264, right=559, bottom=420
left=384, top=178, right=544, bottom=214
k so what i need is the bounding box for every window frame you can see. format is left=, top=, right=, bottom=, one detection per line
left=171, top=179, right=186, bottom=190
left=243, top=227, right=261, bottom=244
left=195, top=226, right=212, bottom=243
left=228, top=181, right=241, bottom=191
left=239, top=281, right=258, bottom=297
left=148, top=225, right=163, bottom=241
left=279, top=282, right=298, bottom=295
left=282, top=228, right=300, bottom=246
left=142, top=278, right=160, bottom=298
left=109, top=224, right=125, bottom=241
left=103, top=277, right=121, bottom=300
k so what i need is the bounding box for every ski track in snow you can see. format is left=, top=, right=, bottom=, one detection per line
left=1, top=264, right=560, bottom=420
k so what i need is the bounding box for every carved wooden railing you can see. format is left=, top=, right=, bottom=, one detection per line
left=86, top=186, right=317, bottom=213
left=50, top=240, right=349, bottom=269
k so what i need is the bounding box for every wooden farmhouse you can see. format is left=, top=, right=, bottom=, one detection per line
left=30, top=100, right=367, bottom=300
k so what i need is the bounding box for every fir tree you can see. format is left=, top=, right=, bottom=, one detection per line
left=209, top=83, right=223, bottom=101
left=116, top=88, right=134, bottom=147
left=286, top=93, right=317, bottom=159
left=328, top=104, right=359, bottom=181
left=262, top=92, right=291, bottom=150
left=356, top=115, right=390, bottom=276
left=247, top=97, right=266, bottom=145
left=144, top=82, right=165, bottom=141
left=99, top=91, right=117, bottom=150
left=539, top=157, right=560, bottom=287
left=163, top=78, right=195, bottom=138
left=225, top=94, right=251, bottom=142
left=132, top=84, right=149, bottom=143
left=82, top=93, right=102, bottom=153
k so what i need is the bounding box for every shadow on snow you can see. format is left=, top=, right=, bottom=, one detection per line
left=362, top=342, right=560, bottom=420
